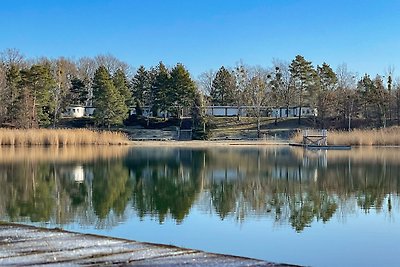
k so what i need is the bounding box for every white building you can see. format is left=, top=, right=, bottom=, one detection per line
left=63, top=105, right=85, bottom=118
left=204, top=106, right=269, bottom=117
left=271, top=107, right=317, bottom=118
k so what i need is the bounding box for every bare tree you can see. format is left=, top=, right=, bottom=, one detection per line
left=77, top=57, right=97, bottom=106
left=244, top=66, right=272, bottom=138
left=50, top=57, right=78, bottom=127
left=272, top=59, right=295, bottom=118
left=336, top=63, right=357, bottom=129
left=94, top=54, right=129, bottom=76
left=197, top=69, right=215, bottom=97
left=0, top=48, right=25, bottom=68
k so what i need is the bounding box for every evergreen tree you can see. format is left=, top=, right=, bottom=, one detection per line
left=316, top=63, right=338, bottom=128
left=170, top=63, right=197, bottom=117
left=113, top=68, right=132, bottom=107
left=151, top=62, right=170, bottom=116
left=4, top=64, right=22, bottom=124
left=211, top=66, right=236, bottom=105
left=131, top=66, right=152, bottom=115
left=19, top=64, right=56, bottom=127
left=69, top=77, right=88, bottom=105
left=289, top=55, right=317, bottom=124
left=92, top=66, right=128, bottom=128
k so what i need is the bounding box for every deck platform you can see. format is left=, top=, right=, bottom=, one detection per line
left=0, top=223, right=295, bottom=266
left=289, top=143, right=351, bottom=150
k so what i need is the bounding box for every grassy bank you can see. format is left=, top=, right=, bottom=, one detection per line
left=0, top=129, right=130, bottom=146
left=291, top=127, right=400, bottom=146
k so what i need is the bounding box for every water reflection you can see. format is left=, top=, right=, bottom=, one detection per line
left=0, top=146, right=399, bottom=232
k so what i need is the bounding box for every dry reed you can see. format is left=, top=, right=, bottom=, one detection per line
left=291, top=127, right=400, bottom=146
left=0, top=129, right=130, bottom=146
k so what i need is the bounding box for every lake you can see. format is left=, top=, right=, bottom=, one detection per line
left=0, top=145, right=399, bottom=266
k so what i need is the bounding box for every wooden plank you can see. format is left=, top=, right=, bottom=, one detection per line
left=0, top=223, right=297, bottom=266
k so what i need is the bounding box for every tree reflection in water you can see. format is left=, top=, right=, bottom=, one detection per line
left=0, top=146, right=399, bottom=232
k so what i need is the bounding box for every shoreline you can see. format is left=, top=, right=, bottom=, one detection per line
left=129, top=139, right=290, bottom=147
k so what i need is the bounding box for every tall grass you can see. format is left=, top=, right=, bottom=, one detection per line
left=0, top=129, right=130, bottom=146
left=291, top=127, right=400, bottom=146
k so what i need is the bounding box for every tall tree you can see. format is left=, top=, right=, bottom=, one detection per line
left=19, top=63, right=56, bottom=128
left=77, top=57, right=97, bottom=106
left=131, top=66, right=152, bottom=115
left=51, top=58, right=76, bottom=127
left=170, top=63, right=197, bottom=118
left=211, top=66, right=237, bottom=105
left=316, top=63, right=338, bottom=128
left=197, top=69, right=216, bottom=98
left=4, top=64, right=22, bottom=125
left=336, top=63, right=357, bottom=129
left=289, top=55, right=317, bottom=124
left=357, top=74, right=388, bottom=127
left=92, top=66, right=128, bottom=128
left=68, top=77, right=88, bottom=105
left=243, top=67, right=272, bottom=137
left=113, top=68, right=132, bottom=107
left=94, top=54, right=129, bottom=76
left=151, top=62, right=170, bottom=116
left=271, top=59, right=295, bottom=118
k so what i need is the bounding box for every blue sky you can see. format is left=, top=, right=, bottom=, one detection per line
left=1, top=0, right=399, bottom=77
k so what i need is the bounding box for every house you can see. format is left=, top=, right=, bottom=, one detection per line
left=62, top=105, right=95, bottom=118
left=63, top=105, right=85, bottom=118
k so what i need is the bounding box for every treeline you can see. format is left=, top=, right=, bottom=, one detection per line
left=200, top=56, right=400, bottom=129
left=0, top=49, right=198, bottom=128
left=1, top=48, right=399, bottom=129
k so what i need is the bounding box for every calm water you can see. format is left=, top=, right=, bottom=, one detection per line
left=1, top=145, right=400, bottom=266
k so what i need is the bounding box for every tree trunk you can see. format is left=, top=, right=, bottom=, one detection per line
left=298, top=106, right=302, bottom=125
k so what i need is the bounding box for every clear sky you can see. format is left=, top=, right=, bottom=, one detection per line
left=1, top=0, right=399, bottom=78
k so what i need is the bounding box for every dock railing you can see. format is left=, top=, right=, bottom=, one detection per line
left=302, top=129, right=327, bottom=146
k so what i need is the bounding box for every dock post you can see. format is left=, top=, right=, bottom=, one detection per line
left=322, top=129, right=327, bottom=145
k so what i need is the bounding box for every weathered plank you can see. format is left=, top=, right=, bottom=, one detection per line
left=0, top=223, right=297, bottom=266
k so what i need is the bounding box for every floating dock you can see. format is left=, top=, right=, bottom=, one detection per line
left=289, top=143, right=351, bottom=150
left=290, top=129, right=351, bottom=150
left=0, top=223, right=296, bottom=266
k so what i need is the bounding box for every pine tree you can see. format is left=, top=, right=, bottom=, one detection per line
left=289, top=55, right=317, bottom=124
left=5, top=64, right=22, bottom=125
left=316, top=63, right=338, bottom=128
left=19, top=63, right=56, bottom=127
left=211, top=66, right=236, bottom=105
left=93, top=66, right=128, bottom=128
left=131, top=66, right=152, bottom=115
left=69, top=77, right=88, bottom=105
left=151, top=62, right=170, bottom=116
left=113, top=68, right=132, bottom=107
left=170, top=63, right=197, bottom=117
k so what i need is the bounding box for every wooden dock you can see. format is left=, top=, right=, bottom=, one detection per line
left=0, top=223, right=296, bottom=266
left=290, top=129, right=351, bottom=150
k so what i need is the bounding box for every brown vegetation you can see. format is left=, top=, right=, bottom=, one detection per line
left=0, top=129, right=130, bottom=146
left=291, top=127, right=400, bottom=146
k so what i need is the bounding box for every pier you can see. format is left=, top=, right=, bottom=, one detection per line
left=0, top=223, right=295, bottom=266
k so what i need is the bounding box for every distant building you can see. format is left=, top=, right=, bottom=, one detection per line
left=63, top=105, right=85, bottom=118
left=62, top=105, right=95, bottom=118
left=204, top=106, right=269, bottom=117
left=271, top=106, right=317, bottom=118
